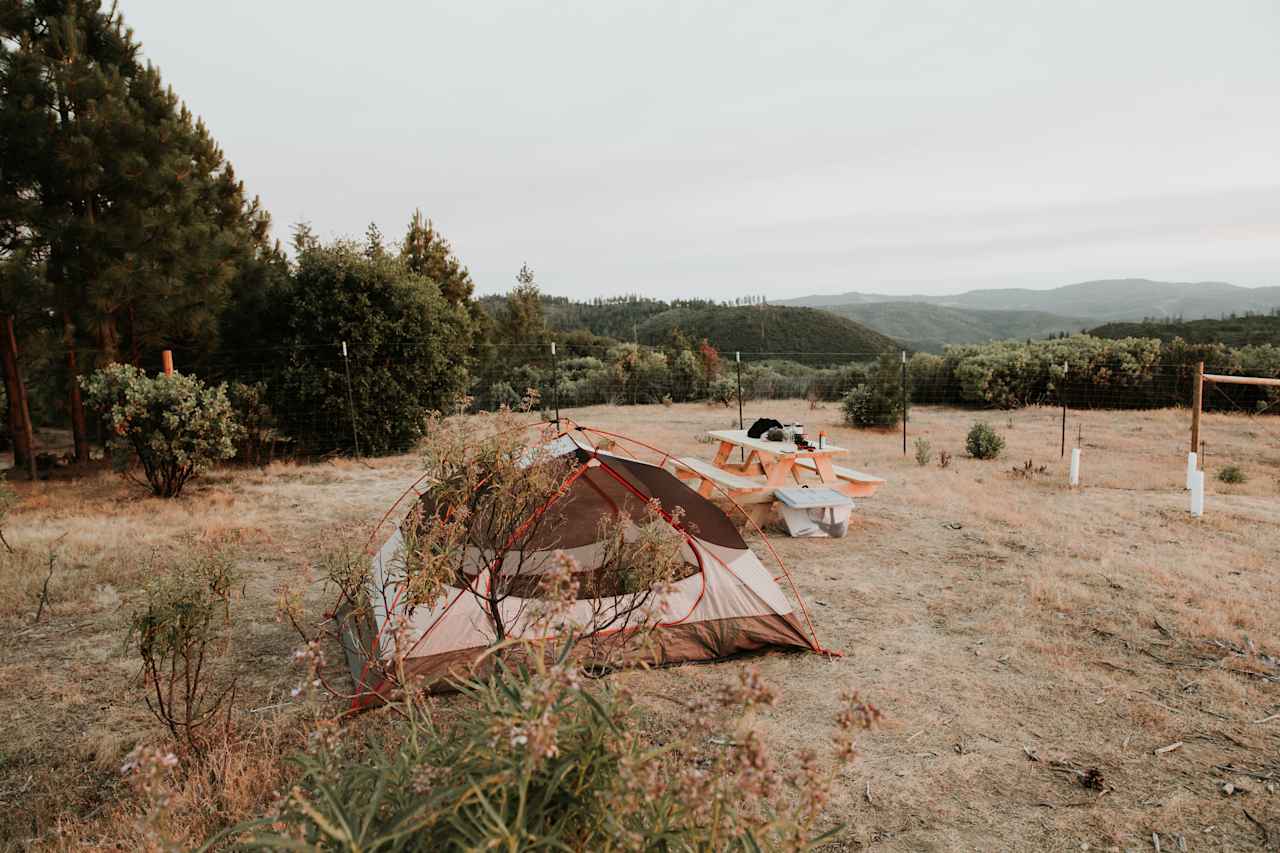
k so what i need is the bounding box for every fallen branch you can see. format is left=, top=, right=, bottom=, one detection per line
left=1214, top=763, right=1277, bottom=782
left=1095, top=659, right=1138, bottom=675
left=1243, top=809, right=1269, bottom=849
left=1035, top=798, right=1095, bottom=808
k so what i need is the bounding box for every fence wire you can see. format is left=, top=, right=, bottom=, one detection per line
left=7, top=342, right=1279, bottom=491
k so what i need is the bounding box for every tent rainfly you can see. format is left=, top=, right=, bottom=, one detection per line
left=340, top=428, right=823, bottom=703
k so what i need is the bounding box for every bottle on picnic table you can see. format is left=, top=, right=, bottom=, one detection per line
left=818, top=431, right=827, bottom=449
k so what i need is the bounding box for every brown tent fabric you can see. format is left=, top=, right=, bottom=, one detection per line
left=340, top=428, right=821, bottom=701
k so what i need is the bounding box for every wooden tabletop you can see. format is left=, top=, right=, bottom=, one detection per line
left=707, top=429, right=847, bottom=456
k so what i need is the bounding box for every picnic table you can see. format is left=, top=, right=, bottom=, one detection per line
left=669, top=429, right=885, bottom=515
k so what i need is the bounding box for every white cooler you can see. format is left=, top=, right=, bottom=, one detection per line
left=775, top=487, right=854, bottom=538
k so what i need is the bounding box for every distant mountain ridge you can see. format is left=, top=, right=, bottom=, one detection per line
left=822, top=302, right=1086, bottom=353
left=781, top=279, right=1280, bottom=323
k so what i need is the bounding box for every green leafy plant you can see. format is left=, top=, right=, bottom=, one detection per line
left=1218, top=464, right=1247, bottom=484
left=128, top=543, right=238, bottom=755
left=209, top=646, right=880, bottom=851
left=82, top=364, right=242, bottom=497
left=913, top=436, right=933, bottom=467
left=841, top=354, right=906, bottom=428
left=271, top=239, right=473, bottom=454
left=965, top=421, right=1005, bottom=460
left=708, top=375, right=737, bottom=407
left=227, top=381, right=283, bottom=466
left=841, top=385, right=896, bottom=427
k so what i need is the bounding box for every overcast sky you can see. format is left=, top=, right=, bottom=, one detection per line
left=123, top=0, right=1280, bottom=299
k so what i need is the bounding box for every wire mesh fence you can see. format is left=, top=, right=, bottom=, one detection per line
left=7, top=340, right=1280, bottom=493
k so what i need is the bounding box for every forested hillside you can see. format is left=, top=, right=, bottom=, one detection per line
left=635, top=304, right=899, bottom=355
left=824, top=302, right=1084, bottom=352
left=479, top=295, right=901, bottom=357
left=1089, top=313, right=1280, bottom=348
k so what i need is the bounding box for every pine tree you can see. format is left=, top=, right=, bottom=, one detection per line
left=496, top=264, right=550, bottom=364
left=1, top=0, right=272, bottom=461
left=401, top=209, right=474, bottom=303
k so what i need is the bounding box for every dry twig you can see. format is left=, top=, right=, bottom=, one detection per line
left=32, top=535, right=65, bottom=625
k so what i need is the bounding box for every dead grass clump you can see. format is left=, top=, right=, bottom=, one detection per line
left=0, top=545, right=60, bottom=622
left=49, top=714, right=304, bottom=851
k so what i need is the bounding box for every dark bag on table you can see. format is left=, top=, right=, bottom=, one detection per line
left=747, top=417, right=783, bottom=439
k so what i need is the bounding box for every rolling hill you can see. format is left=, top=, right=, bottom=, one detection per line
left=1088, top=313, right=1280, bottom=348
left=823, top=302, right=1086, bottom=353
left=478, top=295, right=903, bottom=359
left=634, top=304, right=900, bottom=356
left=782, top=279, right=1280, bottom=324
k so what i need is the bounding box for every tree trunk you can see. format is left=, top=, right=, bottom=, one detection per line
left=1, top=315, right=38, bottom=480
left=63, top=313, right=90, bottom=465
left=128, top=305, right=141, bottom=366
left=98, top=311, right=120, bottom=365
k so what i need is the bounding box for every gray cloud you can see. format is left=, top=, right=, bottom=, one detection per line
left=124, top=0, right=1280, bottom=298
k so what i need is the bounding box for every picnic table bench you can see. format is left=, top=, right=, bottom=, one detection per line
left=669, top=456, right=779, bottom=504
left=669, top=429, right=885, bottom=522
left=791, top=457, right=886, bottom=497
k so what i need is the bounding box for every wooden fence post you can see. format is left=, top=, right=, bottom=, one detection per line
left=162, top=350, right=174, bottom=376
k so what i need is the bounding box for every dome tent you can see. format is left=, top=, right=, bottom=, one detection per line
left=338, top=425, right=823, bottom=705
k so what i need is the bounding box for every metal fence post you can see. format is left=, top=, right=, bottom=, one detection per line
left=552, top=340, right=560, bottom=424
left=900, top=350, right=907, bottom=455
left=1060, top=362, right=1068, bottom=458
left=736, top=352, right=744, bottom=463
left=341, top=340, right=361, bottom=458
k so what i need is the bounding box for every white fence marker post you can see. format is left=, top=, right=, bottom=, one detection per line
left=1185, top=451, right=1197, bottom=490
left=1069, top=448, right=1081, bottom=487
left=1190, top=469, right=1205, bottom=517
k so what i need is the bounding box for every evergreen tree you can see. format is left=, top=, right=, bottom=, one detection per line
left=496, top=264, right=550, bottom=365
left=401, top=209, right=474, bottom=303
left=398, top=209, right=493, bottom=377
left=272, top=239, right=472, bottom=454
left=0, top=0, right=272, bottom=461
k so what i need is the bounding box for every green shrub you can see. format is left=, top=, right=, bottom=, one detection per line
left=965, top=421, right=1005, bottom=460
left=840, top=354, right=906, bottom=428
left=708, top=376, right=737, bottom=407
left=227, top=381, right=282, bottom=466
left=1218, top=464, right=1247, bottom=484
left=127, top=543, right=237, bottom=754
left=82, top=364, right=241, bottom=497
left=841, top=384, right=896, bottom=427
left=214, top=649, right=880, bottom=850
left=272, top=240, right=472, bottom=454
left=913, top=436, right=933, bottom=466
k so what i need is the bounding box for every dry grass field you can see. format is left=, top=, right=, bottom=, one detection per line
left=2, top=402, right=1278, bottom=851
